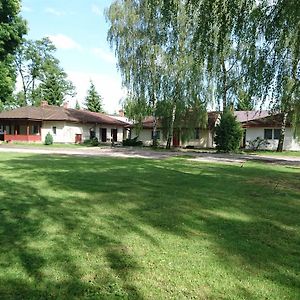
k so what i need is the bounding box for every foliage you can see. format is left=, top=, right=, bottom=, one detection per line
left=44, top=132, right=53, bottom=145
left=0, top=0, right=27, bottom=108
left=214, top=110, right=243, bottom=152
left=0, top=153, right=299, bottom=299
left=39, top=72, right=75, bottom=106
left=90, top=137, right=99, bottom=146
left=107, top=1, right=207, bottom=148
left=0, top=0, right=27, bottom=59
left=122, top=137, right=143, bottom=147
left=14, top=38, right=76, bottom=106
left=75, top=100, right=81, bottom=110
left=85, top=81, right=104, bottom=113
left=247, top=137, right=270, bottom=151
left=0, top=57, right=16, bottom=110
left=123, top=96, right=152, bottom=135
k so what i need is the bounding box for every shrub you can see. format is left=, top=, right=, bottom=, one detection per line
left=90, top=137, right=99, bottom=146
left=247, top=137, right=270, bottom=150
left=122, top=136, right=143, bottom=146
left=214, top=110, right=243, bottom=153
left=44, top=132, right=53, bottom=145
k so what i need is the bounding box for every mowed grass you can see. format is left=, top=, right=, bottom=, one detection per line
left=247, top=150, right=300, bottom=157
left=0, top=154, right=299, bottom=299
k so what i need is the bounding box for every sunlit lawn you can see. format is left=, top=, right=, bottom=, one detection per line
left=0, top=154, right=299, bottom=299
left=247, top=150, right=300, bottom=157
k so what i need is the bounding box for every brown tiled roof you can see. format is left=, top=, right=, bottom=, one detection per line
left=129, top=112, right=220, bottom=130
left=242, top=113, right=290, bottom=128
left=0, top=105, right=127, bottom=126
left=234, top=110, right=270, bottom=123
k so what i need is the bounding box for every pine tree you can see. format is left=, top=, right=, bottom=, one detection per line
left=75, top=100, right=81, bottom=110
left=214, top=110, right=243, bottom=153
left=85, top=81, right=104, bottom=113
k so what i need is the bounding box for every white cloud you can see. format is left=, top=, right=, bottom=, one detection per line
left=45, top=7, right=65, bottom=16
left=22, top=6, right=33, bottom=13
left=66, top=71, right=126, bottom=114
left=48, top=34, right=82, bottom=50
left=91, top=48, right=116, bottom=64
left=91, top=4, right=102, bottom=16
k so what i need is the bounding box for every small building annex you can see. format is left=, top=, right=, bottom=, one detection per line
left=0, top=102, right=129, bottom=144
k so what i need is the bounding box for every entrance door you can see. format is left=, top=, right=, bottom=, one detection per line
left=173, top=130, right=180, bottom=147
left=101, top=128, right=107, bottom=142
left=111, top=129, right=118, bottom=142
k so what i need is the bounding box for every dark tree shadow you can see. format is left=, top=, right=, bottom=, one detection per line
left=0, top=154, right=299, bottom=299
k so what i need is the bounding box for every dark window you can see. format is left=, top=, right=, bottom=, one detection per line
left=89, top=128, right=95, bottom=139
left=152, top=130, right=160, bottom=140
left=274, top=129, right=281, bottom=140
left=31, top=125, right=39, bottom=134
left=194, top=128, right=200, bottom=139
left=52, top=126, right=57, bottom=135
left=264, top=129, right=272, bottom=139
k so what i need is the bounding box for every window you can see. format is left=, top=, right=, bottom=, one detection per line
left=264, top=129, right=272, bottom=139
left=194, top=128, right=200, bottom=139
left=52, top=126, right=57, bottom=135
left=274, top=129, right=281, bottom=140
left=151, top=130, right=160, bottom=140
left=89, top=128, right=95, bottom=139
left=31, top=125, right=39, bottom=135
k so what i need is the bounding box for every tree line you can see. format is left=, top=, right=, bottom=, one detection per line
left=106, top=0, right=299, bottom=151
left=0, top=0, right=104, bottom=113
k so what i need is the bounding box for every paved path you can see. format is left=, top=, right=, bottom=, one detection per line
left=0, top=144, right=299, bottom=166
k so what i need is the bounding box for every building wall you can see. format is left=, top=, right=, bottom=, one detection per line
left=41, top=121, right=125, bottom=143
left=245, top=127, right=300, bottom=151
left=131, top=128, right=214, bottom=148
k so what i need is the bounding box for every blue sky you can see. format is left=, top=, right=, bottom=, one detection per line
left=21, top=0, right=125, bottom=113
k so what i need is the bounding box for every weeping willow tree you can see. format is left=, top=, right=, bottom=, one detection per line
left=107, top=1, right=165, bottom=146
left=147, top=0, right=300, bottom=151
left=252, top=0, right=300, bottom=151
left=107, top=0, right=208, bottom=148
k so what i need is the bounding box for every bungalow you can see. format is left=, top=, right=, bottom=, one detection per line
left=130, top=111, right=300, bottom=151
left=242, top=113, right=300, bottom=151
left=129, top=112, right=219, bottom=148
left=0, top=102, right=129, bottom=144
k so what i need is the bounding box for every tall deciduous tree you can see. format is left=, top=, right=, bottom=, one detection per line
left=14, top=38, right=76, bottom=106
left=0, top=0, right=27, bottom=109
left=107, top=0, right=207, bottom=148
left=85, top=81, right=104, bottom=113
left=147, top=0, right=300, bottom=151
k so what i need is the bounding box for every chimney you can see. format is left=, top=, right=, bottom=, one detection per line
left=63, top=101, right=69, bottom=109
left=41, top=100, right=48, bottom=107
left=119, top=109, right=125, bottom=117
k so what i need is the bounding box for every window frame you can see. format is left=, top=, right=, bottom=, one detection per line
left=264, top=129, right=273, bottom=140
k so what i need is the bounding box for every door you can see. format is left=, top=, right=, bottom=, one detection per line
left=101, top=128, right=107, bottom=142
left=111, top=129, right=118, bottom=142
left=173, top=130, right=180, bottom=147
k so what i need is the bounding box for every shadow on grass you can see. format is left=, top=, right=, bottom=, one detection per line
left=0, top=154, right=299, bottom=298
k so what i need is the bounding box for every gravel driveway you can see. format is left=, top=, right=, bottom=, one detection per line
left=0, top=144, right=299, bottom=166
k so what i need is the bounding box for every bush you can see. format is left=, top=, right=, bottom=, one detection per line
left=90, top=137, right=99, bottom=146
left=247, top=137, right=270, bottom=150
left=44, top=132, right=53, bottom=145
left=122, top=136, right=143, bottom=146
left=214, top=110, right=243, bottom=153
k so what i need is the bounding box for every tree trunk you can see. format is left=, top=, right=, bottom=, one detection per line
left=221, top=55, right=227, bottom=111
left=166, top=102, right=177, bottom=149
left=277, top=112, right=288, bottom=152
left=152, top=96, right=158, bottom=147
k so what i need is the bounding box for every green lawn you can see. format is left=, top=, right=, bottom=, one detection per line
left=0, top=142, right=94, bottom=148
left=246, top=150, right=300, bottom=157
left=0, top=154, right=299, bottom=299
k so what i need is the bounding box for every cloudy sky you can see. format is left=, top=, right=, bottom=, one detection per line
left=21, top=0, right=125, bottom=113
